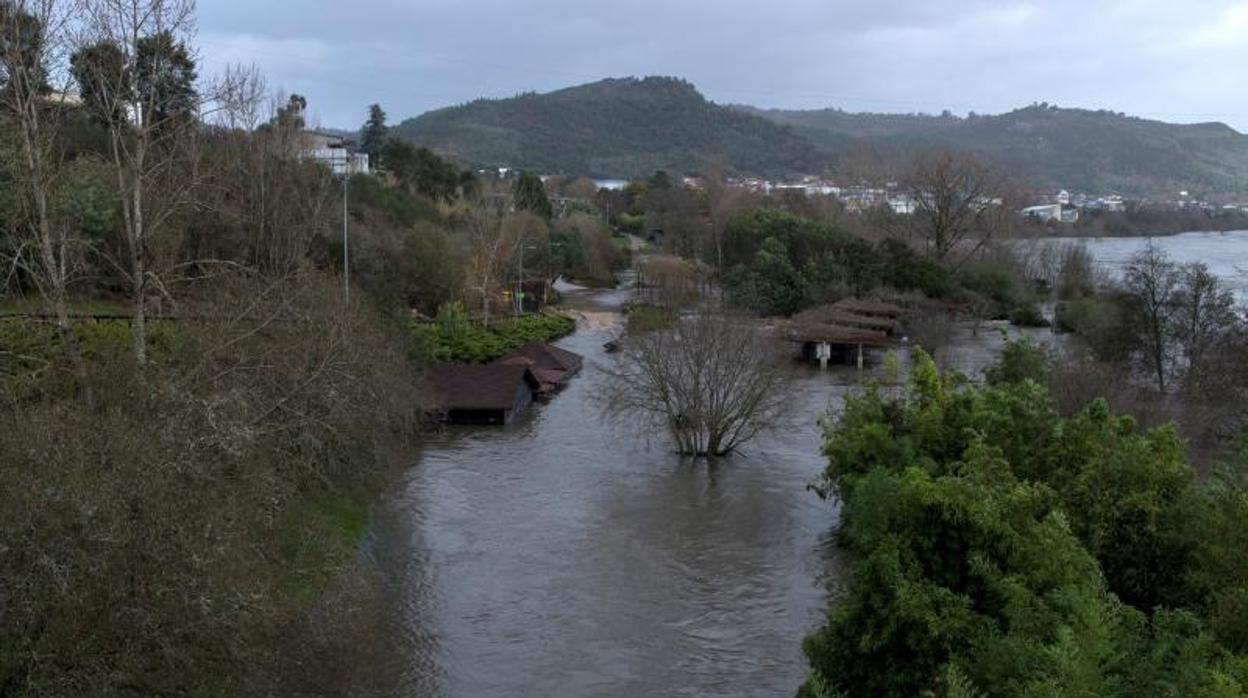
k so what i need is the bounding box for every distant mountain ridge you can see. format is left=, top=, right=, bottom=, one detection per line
left=737, top=104, right=1248, bottom=196
left=391, top=77, right=1248, bottom=196
left=391, top=77, right=819, bottom=179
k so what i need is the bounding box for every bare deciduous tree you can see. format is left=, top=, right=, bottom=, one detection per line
left=1124, top=243, right=1178, bottom=393
left=193, top=83, right=338, bottom=277
left=1171, top=261, right=1236, bottom=386
left=601, top=313, right=791, bottom=457
left=0, top=0, right=86, bottom=368
left=907, top=150, right=1014, bottom=265
left=72, top=0, right=201, bottom=365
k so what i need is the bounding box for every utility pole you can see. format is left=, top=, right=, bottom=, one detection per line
left=515, top=242, right=524, bottom=316
left=341, top=166, right=350, bottom=303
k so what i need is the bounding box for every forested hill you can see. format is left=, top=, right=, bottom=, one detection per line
left=390, top=77, right=825, bottom=178
left=736, top=104, right=1248, bottom=196
left=392, top=76, right=1248, bottom=195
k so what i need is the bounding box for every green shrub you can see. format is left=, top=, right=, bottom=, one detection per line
left=878, top=239, right=954, bottom=298
left=984, top=336, right=1050, bottom=386
left=1055, top=296, right=1133, bottom=362
left=625, top=303, right=676, bottom=334
left=959, top=261, right=1018, bottom=305
left=1008, top=303, right=1049, bottom=327
left=410, top=311, right=576, bottom=364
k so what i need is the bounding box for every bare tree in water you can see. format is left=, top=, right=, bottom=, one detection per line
left=600, top=313, right=791, bottom=457
left=1124, top=243, right=1178, bottom=393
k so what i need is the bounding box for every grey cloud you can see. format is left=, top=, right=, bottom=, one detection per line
left=196, top=0, right=1248, bottom=130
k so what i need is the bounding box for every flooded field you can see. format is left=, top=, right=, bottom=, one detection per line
left=367, top=282, right=1028, bottom=697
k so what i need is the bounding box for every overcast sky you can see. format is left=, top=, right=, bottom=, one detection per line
left=197, top=0, right=1248, bottom=131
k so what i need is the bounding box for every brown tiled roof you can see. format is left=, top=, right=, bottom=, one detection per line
left=791, top=306, right=898, bottom=334
left=500, top=343, right=583, bottom=379
left=425, top=364, right=541, bottom=410
left=832, top=298, right=907, bottom=318
left=783, top=322, right=890, bottom=347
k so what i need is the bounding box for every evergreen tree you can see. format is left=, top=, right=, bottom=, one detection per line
left=273, top=93, right=306, bottom=130
left=134, top=31, right=198, bottom=126
left=360, top=103, right=387, bottom=163
left=0, top=1, right=49, bottom=98
left=70, top=41, right=129, bottom=124
left=513, top=171, right=552, bottom=220
left=646, top=169, right=673, bottom=190
left=71, top=32, right=197, bottom=129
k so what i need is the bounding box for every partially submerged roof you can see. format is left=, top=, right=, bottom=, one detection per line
left=831, top=298, right=907, bottom=319
left=425, top=364, right=541, bottom=411
left=783, top=322, right=890, bottom=347
left=791, top=305, right=898, bottom=334
left=499, top=343, right=583, bottom=378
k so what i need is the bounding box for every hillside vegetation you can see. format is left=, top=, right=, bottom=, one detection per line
left=395, top=75, right=1248, bottom=196
left=742, top=103, right=1248, bottom=196
left=392, top=77, right=823, bottom=178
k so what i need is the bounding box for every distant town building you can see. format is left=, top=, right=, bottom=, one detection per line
left=1021, top=203, right=1079, bottom=223
left=1021, top=204, right=1063, bottom=222
left=592, top=178, right=628, bottom=191
left=888, top=196, right=916, bottom=215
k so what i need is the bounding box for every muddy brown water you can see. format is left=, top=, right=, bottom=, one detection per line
left=366, top=283, right=1029, bottom=697
left=362, top=231, right=1245, bottom=696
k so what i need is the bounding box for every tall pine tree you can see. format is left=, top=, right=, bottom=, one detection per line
left=360, top=103, right=387, bottom=164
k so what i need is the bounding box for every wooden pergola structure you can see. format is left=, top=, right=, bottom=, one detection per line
left=783, top=322, right=891, bottom=370
left=782, top=298, right=908, bottom=370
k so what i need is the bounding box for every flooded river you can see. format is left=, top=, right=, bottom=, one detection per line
left=1037, top=229, right=1248, bottom=302
left=364, top=231, right=1246, bottom=696
left=367, top=282, right=1026, bottom=697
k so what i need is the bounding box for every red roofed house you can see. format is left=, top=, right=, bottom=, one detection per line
left=425, top=363, right=543, bottom=425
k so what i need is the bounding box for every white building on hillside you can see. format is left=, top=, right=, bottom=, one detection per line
left=301, top=131, right=370, bottom=177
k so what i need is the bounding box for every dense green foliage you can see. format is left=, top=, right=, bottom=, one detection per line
left=409, top=307, right=575, bottom=364
left=803, top=349, right=1248, bottom=696
left=392, top=77, right=821, bottom=178
left=550, top=213, right=625, bottom=286
left=379, top=139, right=472, bottom=202
left=719, top=209, right=1038, bottom=316
left=722, top=209, right=880, bottom=315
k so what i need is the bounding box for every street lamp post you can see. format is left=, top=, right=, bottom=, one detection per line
left=340, top=165, right=350, bottom=304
